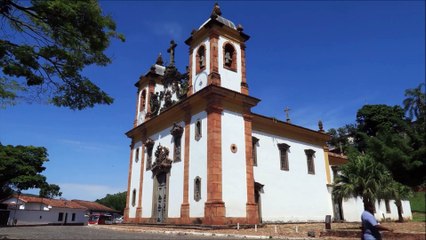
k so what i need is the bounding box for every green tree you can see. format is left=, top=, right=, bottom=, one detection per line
left=39, top=183, right=62, bottom=199
left=0, top=144, right=56, bottom=199
left=0, top=0, right=124, bottom=109
left=95, top=191, right=126, bottom=214
left=333, top=154, right=393, bottom=207
left=403, top=83, right=425, bottom=122
left=355, top=104, right=425, bottom=187
left=327, top=124, right=357, bottom=154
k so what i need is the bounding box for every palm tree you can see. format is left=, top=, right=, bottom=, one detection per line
left=381, top=181, right=412, bottom=222
left=403, top=83, right=425, bottom=121
left=332, top=154, right=393, bottom=209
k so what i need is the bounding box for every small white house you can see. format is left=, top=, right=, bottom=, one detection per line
left=1, top=195, right=87, bottom=226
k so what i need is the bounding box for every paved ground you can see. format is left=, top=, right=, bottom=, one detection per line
left=0, top=226, right=238, bottom=240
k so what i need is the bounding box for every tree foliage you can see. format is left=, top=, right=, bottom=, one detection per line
left=39, top=183, right=62, bottom=199
left=95, top=191, right=126, bottom=214
left=0, top=0, right=124, bottom=109
left=0, top=144, right=57, bottom=199
left=328, top=84, right=426, bottom=187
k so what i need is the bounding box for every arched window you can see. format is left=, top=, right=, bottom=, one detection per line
left=196, top=45, right=206, bottom=73
left=223, top=43, right=237, bottom=71
left=131, top=188, right=136, bottom=207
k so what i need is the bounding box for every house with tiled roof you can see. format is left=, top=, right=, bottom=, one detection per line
left=0, top=195, right=87, bottom=226
left=71, top=199, right=120, bottom=216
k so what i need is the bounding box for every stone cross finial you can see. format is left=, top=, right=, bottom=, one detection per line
left=211, top=2, right=222, bottom=18
left=284, top=106, right=291, bottom=123
left=318, top=120, right=324, bottom=132
left=167, top=40, right=177, bottom=65
left=156, top=53, right=163, bottom=65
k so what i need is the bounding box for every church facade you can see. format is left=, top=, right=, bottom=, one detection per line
left=124, top=4, right=411, bottom=225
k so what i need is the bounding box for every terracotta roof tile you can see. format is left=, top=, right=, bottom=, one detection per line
left=71, top=200, right=119, bottom=212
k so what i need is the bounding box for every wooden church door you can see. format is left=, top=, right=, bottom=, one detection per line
left=156, top=173, right=167, bottom=223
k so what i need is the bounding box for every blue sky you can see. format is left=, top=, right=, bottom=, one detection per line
left=1, top=1, right=424, bottom=201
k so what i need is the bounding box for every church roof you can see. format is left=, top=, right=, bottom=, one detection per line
left=199, top=15, right=236, bottom=30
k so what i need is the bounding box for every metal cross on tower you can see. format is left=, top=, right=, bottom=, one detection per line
left=284, top=106, right=291, bottom=123
left=167, top=40, right=177, bottom=65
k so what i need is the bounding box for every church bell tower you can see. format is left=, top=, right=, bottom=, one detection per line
left=185, top=3, right=250, bottom=96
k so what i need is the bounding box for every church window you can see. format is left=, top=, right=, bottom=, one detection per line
left=385, top=200, right=391, bottom=213
left=223, top=43, right=237, bottom=71
left=252, top=137, right=259, bottom=166
left=135, top=148, right=139, bottom=163
left=195, top=120, right=202, bottom=141
left=145, top=139, right=154, bottom=170
left=305, top=149, right=316, bottom=174
left=277, top=143, right=290, bottom=171
left=171, top=123, right=184, bottom=162
left=196, top=45, right=206, bottom=73
left=194, top=176, right=201, bottom=202
left=71, top=213, right=76, bottom=221
left=139, top=90, right=146, bottom=112
left=132, top=188, right=136, bottom=207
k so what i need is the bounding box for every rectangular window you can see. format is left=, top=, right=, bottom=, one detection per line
left=58, top=212, right=64, bottom=221
left=135, top=148, right=139, bottom=162
left=171, top=123, right=184, bottom=162
left=252, top=137, right=259, bottom=166
left=71, top=213, right=76, bottom=221
left=385, top=200, right=391, bottom=213
left=277, top=143, right=290, bottom=171
left=305, top=149, right=316, bottom=174
left=145, top=139, right=154, bottom=170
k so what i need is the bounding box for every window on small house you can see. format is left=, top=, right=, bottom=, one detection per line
left=277, top=143, right=290, bottom=171
left=132, top=189, right=136, bottom=207
left=145, top=140, right=154, bottom=170
left=194, top=176, right=201, bottom=202
left=223, top=43, right=236, bottom=70
left=195, top=120, right=202, bottom=141
left=252, top=137, right=259, bottom=166
left=305, top=149, right=316, bottom=174
left=135, top=148, right=139, bottom=163
left=385, top=200, right=391, bottom=213
left=196, top=45, right=206, bottom=73
left=58, top=212, right=64, bottom=221
left=72, top=213, right=76, bottom=221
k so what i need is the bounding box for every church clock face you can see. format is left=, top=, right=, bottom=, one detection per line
left=194, top=72, right=208, bottom=92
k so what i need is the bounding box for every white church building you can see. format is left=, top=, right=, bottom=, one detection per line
left=123, top=4, right=411, bottom=225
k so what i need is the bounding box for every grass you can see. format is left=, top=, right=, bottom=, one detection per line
left=409, top=191, right=425, bottom=212
left=409, top=191, right=425, bottom=222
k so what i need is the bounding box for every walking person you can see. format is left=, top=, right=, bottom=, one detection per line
left=361, top=202, right=393, bottom=240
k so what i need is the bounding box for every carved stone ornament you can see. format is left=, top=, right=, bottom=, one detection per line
left=151, top=145, right=172, bottom=176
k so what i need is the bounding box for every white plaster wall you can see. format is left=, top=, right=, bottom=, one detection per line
left=128, top=141, right=142, bottom=218
left=189, top=111, right=208, bottom=217
left=8, top=208, right=86, bottom=225
left=221, top=110, right=247, bottom=217
left=342, top=197, right=412, bottom=222
left=141, top=124, right=185, bottom=218
left=252, top=130, right=333, bottom=222
left=218, top=36, right=242, bottom=93
left=192, top=38, right=210, bottom=93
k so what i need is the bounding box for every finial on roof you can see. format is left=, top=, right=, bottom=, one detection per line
left=237, top=24, right=244, bottom=32
left=318, top=120, right=324, bottom=132
left=284, top=106, right=291, bottom=123
left=211, top=2, right=222, bottom=18
left=156, top=53, right=164, bottom=65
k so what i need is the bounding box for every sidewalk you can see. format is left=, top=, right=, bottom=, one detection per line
left=90, top=221, right=425, bottom=240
